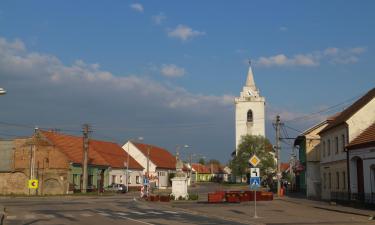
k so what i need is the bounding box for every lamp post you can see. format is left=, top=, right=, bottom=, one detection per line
left=126, top=137, right=143, bottom=193
left=0, top=88, right=6, bottom=95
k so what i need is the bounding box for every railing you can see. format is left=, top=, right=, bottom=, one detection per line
left=331, top=192, right=375, bottom=208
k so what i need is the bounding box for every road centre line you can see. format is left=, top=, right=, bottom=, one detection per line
left=119, top=216, right=154, bottom=225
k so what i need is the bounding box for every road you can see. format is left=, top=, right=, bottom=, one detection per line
left=1, top=195, right=245, bottom=225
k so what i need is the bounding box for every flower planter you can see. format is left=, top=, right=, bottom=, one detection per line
left=215, top=191, right=226, bottom=201
left=260, top=192, right=273, bottom=201
left=225, top=193, right=240, bottom=203
left=148, top=195, right=160, bottom=201
left=239, top=193, right=250, bottom=202
left=159, top=195, right=170, bottom=202
left=208, top=192, right=223, bottom=203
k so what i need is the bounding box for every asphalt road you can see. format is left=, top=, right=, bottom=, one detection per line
left=1, top=195, right=246, bottom=225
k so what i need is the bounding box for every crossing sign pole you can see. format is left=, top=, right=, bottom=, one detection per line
left=249, top=154, right=261, bottom=219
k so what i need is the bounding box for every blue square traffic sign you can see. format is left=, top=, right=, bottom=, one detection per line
left=250, top=177, right=260, bottom=189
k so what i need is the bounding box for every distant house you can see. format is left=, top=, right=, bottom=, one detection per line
left=191, top=163, right=212, bottom=182
left=122, top=141, right=177, bottom=188
left=294, top=119, right=330, bottom=199
left=347, top=122, right=375, bottom=204
left=0, top=130, right=143, bottom=195
left=318, top=88, right=375, bottom=201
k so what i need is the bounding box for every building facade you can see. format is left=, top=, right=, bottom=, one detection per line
left=319, top=88, right=375, bottom=201
left=347, top=122, right=375, bottom=204
left=235, top=66, right=265, bottom=153
left=122, top=141, right=177, bottom=188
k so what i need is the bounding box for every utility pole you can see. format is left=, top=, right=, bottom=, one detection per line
left=81, top=124, right=91, bottom=193
left=275, top=115, right=282, bottom=197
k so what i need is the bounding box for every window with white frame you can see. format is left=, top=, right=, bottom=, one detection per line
left=335, top=137, right=339, bottom=154
left=136, top=176, right=140, bottom=184
left=327, top=139, right=331, bottom=156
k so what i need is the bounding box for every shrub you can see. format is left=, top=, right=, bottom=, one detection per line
left=188, top=193, right=199, bottom=200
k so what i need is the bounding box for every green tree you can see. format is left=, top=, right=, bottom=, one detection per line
left=207, top=159, right=221, bottom=166
left=229, top=135, right=276, bottom=184
left=198, top=158, right=206, bottom=165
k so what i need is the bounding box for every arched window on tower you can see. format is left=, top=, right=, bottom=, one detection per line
left=247, top=110, right=253, bottom=123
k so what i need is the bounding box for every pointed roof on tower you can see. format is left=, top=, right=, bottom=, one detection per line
left=245, top=65, right=256, bottom=90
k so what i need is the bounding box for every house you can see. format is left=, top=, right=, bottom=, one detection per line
left=122, top=141, right=177, bottom=188
left=191, top=163, right=212, bottom=182
left=294, top=119, right=330, bottom=199
left=41, top=131, right=144, bottom=192
left=318, top=88, right=375, bottom=201
left=0, top=130, right=143, bottom=195
left=347, top=122, right=375, bottom=204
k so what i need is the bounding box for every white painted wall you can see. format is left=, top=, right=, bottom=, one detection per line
left=349, top=147, right=375, bottom=194
left=108, top=169, right=143, bottom=187
left=347, top=98, right=375, bottom=142
left=235, top=95, right=265, bottom=151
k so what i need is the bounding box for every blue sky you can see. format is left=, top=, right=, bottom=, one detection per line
left=0, top=1, right=374, bottom=163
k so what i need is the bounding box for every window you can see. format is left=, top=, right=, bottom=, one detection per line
left=120, top=175, right=123, bottom=184
left=323, top=173, right=326, bottom=189
left=112, top=175, right=116, bottom=184
left=322, top=141, right=326, bottom=157
left=335, top=137, right=339, bottom=154
left=328, top=173, right=331, bottom=190
left=336, top=172, right=340, bottom=189
left=342, top=172, right=346, bottom=190
left=247, top=110, right=253, bottom=123
left=327, top=140, right=331, bottom=156
left=136, top=176, right=140, bottom=184
left=341, top=134, right=346, bottom=152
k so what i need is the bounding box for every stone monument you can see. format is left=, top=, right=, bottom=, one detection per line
left=171, top=152, right=188, bottom=200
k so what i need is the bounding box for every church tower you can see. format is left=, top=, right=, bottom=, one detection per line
left=235, top=65, right=265, bottom=154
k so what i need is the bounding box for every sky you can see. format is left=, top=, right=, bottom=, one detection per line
left=0, top=1, right=374, bottom=163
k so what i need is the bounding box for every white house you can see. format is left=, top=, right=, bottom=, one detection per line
left=122, top=141, right=177, bottom=188
left=318, top=88, right=375, bottom=201
left=347, top=122, right=375, bottom=204
left=91, top=140, right=144, bottom=190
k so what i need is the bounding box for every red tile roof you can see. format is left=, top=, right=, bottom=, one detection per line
left=40, top=131, right=143, bottom=169
left=281, top=163, right=290, bottom=172
left=319, top=88, right=375, bottom=134
left=132, top=142, right=176, bottom=170
left=192, top=163, right=210, bottom=173
left=347, top=122, right=375, bottom=150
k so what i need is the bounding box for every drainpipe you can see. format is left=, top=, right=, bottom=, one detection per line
left=346, top=125, right=350, bottom=200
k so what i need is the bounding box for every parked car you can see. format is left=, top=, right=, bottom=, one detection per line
left=106, top=183, right=127, bottom=193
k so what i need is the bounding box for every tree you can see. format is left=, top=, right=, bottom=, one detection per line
left=198, top=158, right=206, bottom=165
left=207, top=159, right=221, bottom=166
left=229, top=135, right=276, bottom=185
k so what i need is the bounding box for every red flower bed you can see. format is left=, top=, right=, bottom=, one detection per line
left=159, top=195, right=170, bottom=202
left=225, top=192, right=240, bottom=203
left=260, top=192, right=273, bottom=201
left=239, top=192, right=250, bottom=201
left=208, top=192, right=223, bottom=203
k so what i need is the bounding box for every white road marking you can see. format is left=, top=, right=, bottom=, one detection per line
left=98, top=212, right=110, bottom=216
left=80, top=213, right=93, bottom=217
left=44, top=214, right=55, bottom=219
left=6, top=215, right=17, bottom=220
left=119, top=216, right=154, bottom=225
left=115, top=212, right=128, bottom=216
left=149, top=211, right=163, bottom=215
left=64, top=214, right=74, bottom=218
left=130, top=211, right=146, bottom=215
left=163, top=211, right=178, bottom=214
left=24, top=214, right=37, bottom=219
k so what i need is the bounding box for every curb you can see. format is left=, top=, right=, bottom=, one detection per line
left=278, top=197, right=374, bottom=219
left=0, top=206, right=5, bottom=225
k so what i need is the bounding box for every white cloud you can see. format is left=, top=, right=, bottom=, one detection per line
left=256, top=47, right=366, bottom=67
left=130, top=3, right=144, bottom=13
left=167, top=25, right=205, bottom=41
left=279, top=26, right=288, bottom=32
left=152, top=12, right=166, bottom=25
left=160, top=64, right=185, bottom=77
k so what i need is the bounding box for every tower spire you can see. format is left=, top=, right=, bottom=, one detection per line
left=246, top=60, right=256, bottom=89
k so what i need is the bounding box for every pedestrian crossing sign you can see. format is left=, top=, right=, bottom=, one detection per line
left=250, top=177, right=260, bottom=189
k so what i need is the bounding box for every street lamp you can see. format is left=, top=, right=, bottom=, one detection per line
left=0, top=88, right=6, bottom=95
left=126, top=136, right=143, bottom=193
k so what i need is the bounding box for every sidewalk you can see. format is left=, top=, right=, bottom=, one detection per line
left=278, top=195, right=375, bottom=218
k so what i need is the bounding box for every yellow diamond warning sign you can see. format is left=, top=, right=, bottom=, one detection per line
left=249, top=155, right=260, bottom=167
left=28, top=179, right=38, bottom=189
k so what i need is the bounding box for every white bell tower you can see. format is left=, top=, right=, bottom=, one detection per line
left=234, top=64, right=265, bottom=154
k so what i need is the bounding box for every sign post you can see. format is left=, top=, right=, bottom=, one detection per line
left=249, top=155, right=261, bottom=219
